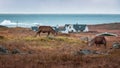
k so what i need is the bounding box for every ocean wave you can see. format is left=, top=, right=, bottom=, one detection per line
left=0, top=20, right=43, bottom=28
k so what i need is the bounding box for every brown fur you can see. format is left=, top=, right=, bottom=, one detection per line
left=35, top=26, right=57, bottom=37
left=89, top=36, right=107, bottom=48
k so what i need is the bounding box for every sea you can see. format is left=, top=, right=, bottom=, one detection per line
left=0, top=14, right=120, bottom=28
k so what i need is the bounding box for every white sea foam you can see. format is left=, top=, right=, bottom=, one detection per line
left=0, top=20, right=16, bottom=25
left=0, top=20, right=43, bottom=28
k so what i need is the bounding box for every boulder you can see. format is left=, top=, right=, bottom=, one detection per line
left=0, top=45, right=9, bottom=54
left=0, top=45, right=24, bottom=55
left=112, top=42, right=120, bottom=49
left=74, top=49, right=108, bottom=55
left=75, top=49, right=94, bottom=55
left=11, top=49, right=21, bottom=54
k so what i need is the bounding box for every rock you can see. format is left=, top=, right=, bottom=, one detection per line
left=28, top=51, right=33, bottom=54
left=112, top=42, right=120, bottom=49
left=75, top=49, right=109, bottom=55
left=11, top=49, right=21, bottom=54
left=80, top=49, right=92, bottom=55
left=0, top=45, right=9, bottom=54
left=95, top=50, right=108, bottom=55
left=76, top=49, right=94, bottom=55
left=0, top=45, right=24, bottom=55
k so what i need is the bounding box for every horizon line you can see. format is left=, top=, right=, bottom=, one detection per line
left=0, top=12, right=120, bottom=15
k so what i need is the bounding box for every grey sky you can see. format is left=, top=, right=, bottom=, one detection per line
left=0, top=0, right=120, bottom=14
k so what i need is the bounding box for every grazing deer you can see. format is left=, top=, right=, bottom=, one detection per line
left=35, top=26, right=57, bottom=37
left=88, top=36, right=107, bottom=48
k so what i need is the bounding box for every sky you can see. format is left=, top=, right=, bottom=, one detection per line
left=0, top=0, right=120, bottom=14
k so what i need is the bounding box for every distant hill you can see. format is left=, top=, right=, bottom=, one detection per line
left=88, top=23, right=120, bottom=31
left=0, top=25, right=8, bottom=28
left=0, top=25, right=8, bottom=31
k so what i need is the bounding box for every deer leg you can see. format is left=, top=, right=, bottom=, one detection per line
left=35, top=31, right=41, bottom=37
left=47, top=32, right=50, bottom=37
left=103, top=41, right=107, bottom=49
left=104, top=44, right=106, bottom=49
left=35, top=31, right=39, bottom=37
left=96, top=44, right=98, bottom=47
left=99, top=44, right=100, bottom=47
left=39, top=31, right=41, bottom=36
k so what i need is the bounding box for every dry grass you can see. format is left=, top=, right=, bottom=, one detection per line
left=0, top=27, right=120, bottom=68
